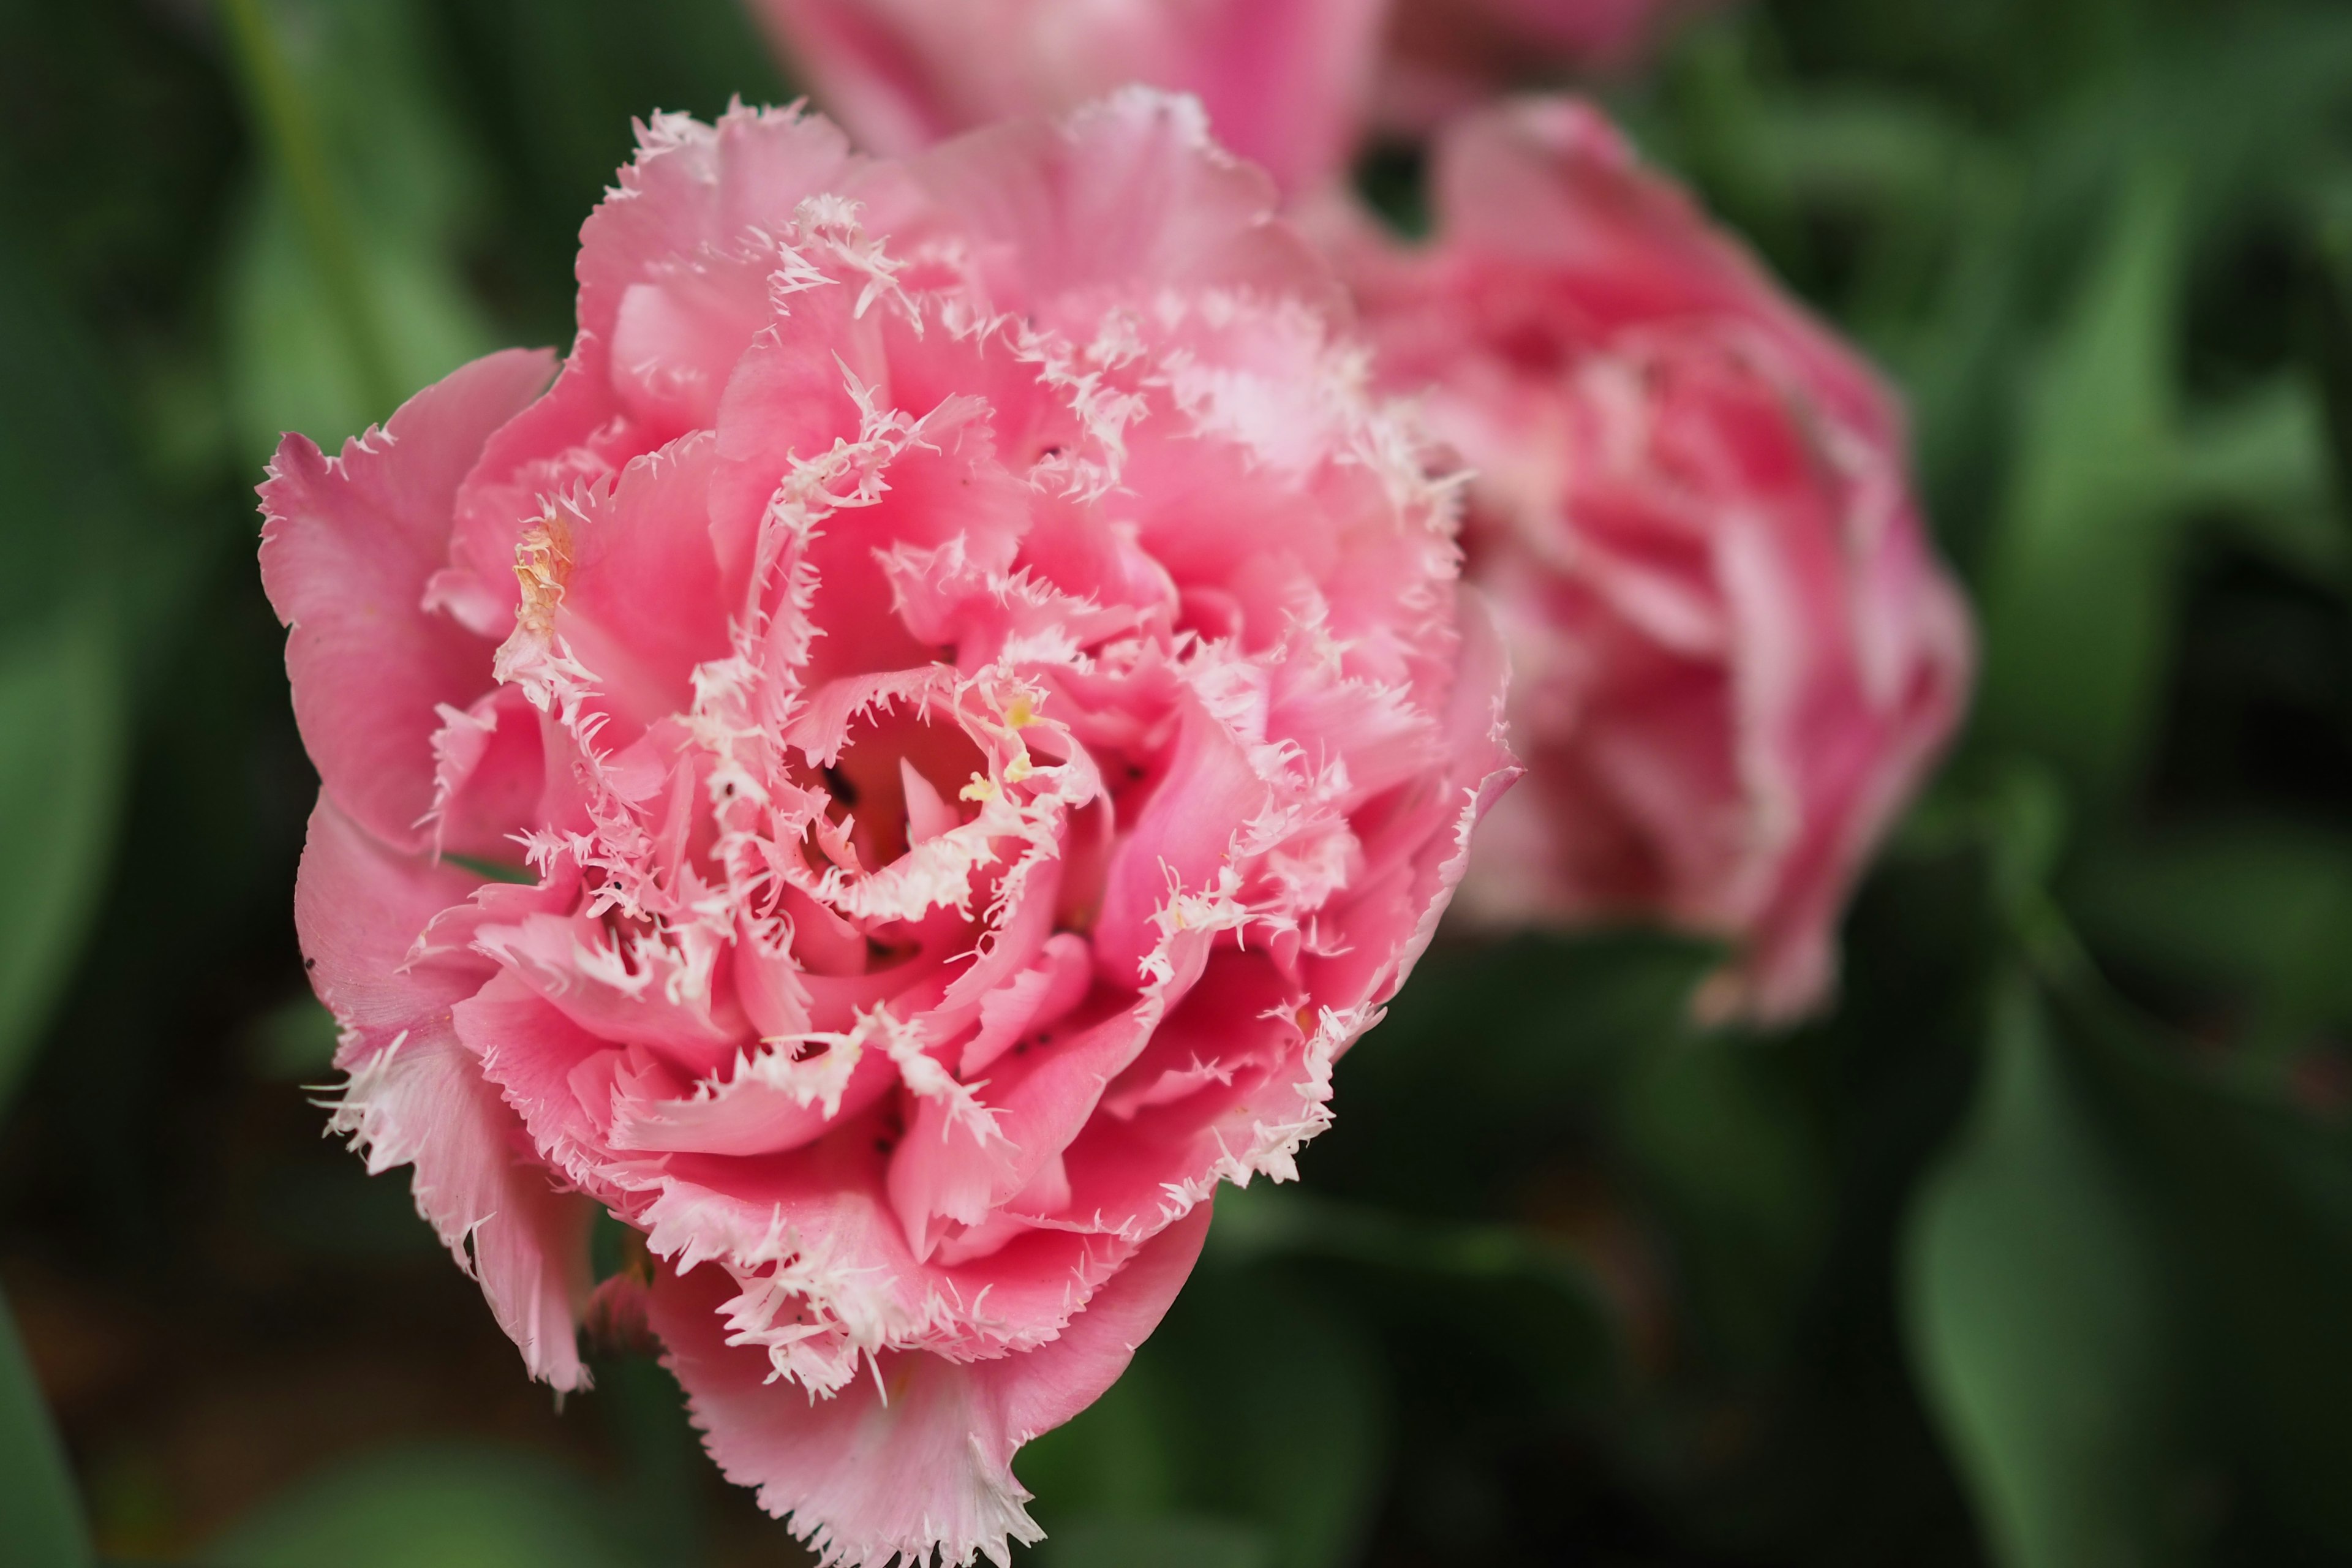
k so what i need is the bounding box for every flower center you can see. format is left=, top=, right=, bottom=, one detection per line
left=800, top=701, right=986, bottom=878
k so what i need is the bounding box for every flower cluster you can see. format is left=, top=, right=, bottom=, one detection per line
left=262, top=4, right=1973, bottom=1560
left=752, top=4, right=1973, bottom=1011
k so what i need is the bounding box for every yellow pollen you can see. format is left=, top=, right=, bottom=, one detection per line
left=1295, top=1006, right=1317, bottom=1036
left=513, top=512, right=574, bottom=638
left=1006, top=693, right=1037, bottom=729
left=959, top=772, right=997, bottom=804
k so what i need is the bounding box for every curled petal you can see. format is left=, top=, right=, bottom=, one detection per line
left=261, top=349, right=556, bottom=851
left=650, top=1199, right=1213, bottom=1568
left=298, top=799, right=595, bottom=1389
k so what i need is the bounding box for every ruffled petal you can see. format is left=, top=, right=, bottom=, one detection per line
left=905, top=88, right=1344, bottom=322
left=1429, top=96, right=1898, bottom=445
left=296, top=797, right=596, bottom=1390
left=649, top=1199, right=1212, bottom=1568
left=260, top=349, right=556, bottom=851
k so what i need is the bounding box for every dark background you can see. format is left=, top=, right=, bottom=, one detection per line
left=2, top=1, right=2351, bottom=1564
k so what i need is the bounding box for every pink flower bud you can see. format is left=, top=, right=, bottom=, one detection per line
left=1325, top=97, right=1972, bottom=1023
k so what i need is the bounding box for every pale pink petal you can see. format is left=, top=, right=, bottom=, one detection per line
left=426, top=684, right=549, bottom=862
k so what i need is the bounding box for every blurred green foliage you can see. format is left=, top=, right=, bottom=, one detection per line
left=208, top=1444, right=647, bottom=1568
left=0, top=0, right=2350, bottom=1564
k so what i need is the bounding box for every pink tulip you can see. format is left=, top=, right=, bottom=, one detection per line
left=745, top=0, right=1387, bottom=192
left=1324, top=97, right=1970, bottom=1023
left=260, top=92, right=1509, bottom=1566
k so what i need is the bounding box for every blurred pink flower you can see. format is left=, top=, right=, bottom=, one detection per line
left=748, top=0, right=1387, bottom=191
left=1322, top=97, right=1971, bottom=1023
left=260, top=92, right=1508, bottom=1566
left=1380, top=0, right=1738, bottom=130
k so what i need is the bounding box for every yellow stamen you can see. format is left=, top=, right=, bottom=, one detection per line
left=513, top=511, right=574, bottom=638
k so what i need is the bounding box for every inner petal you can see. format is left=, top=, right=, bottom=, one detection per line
left=799, top=695, right=988, bottom=876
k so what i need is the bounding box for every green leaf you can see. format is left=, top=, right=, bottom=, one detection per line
left=1616, top=1035, right=1830, bottom=1371
left=1348, top=931, right=1722, bottom=1126
left=2064, top=990, right=2352, bottom=1547
left=1901, top=972, right=2183, bottom=1568
left=443, top=853, right=539, bottom=886
left=1172, top=1274, right=1388, bottom=1568
left=0, top=603, right=128, bottom=1115
left=206, top=1444, right=646, bottom=1568
left=1017, top=1352, right=1183, bottom=1523
left=218, top=0, right=402, bottom=418
left=2177, top=379, right=2342, bottom=589
left=2067, top=820, right=2352, bottom=1045
left=1022, top=1264, right=1391, bottom=1568
left=1979, top=168, right=2192, bottom=802
left=241, top=994, right=342, bottom=1082
left=1034, top=1515, right=1273, bottom=1568
left=591, top=1357, right=708, bottom=1568
left=0, top=1291, right=92, bottom=1568
left=2310, top=202, right=2352, bottom=533
left=219, top=0, right=501, bottom=464
left=225, top=177, right=500, bottom=463
left=1206, top=1185, right=1618, bottom=1400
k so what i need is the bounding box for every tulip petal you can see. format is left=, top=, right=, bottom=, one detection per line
left=260, top=349, right=556, bottom=851
left=296, top=797, right=595, bottom=1390
left=650, top=1198, right=1211, bottom=1568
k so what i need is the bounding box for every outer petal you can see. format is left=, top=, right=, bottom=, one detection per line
left=260, top=349, right=557, bottom=851
left=439, top=105, right=864, bottom=628
left=1180, top=0, right=1388, bottom=194
left=297, top=797, right=596, bottom=1390
left=905, top=88, right=1346, bottom=322
left=577, top=103, right=861, bottom=355
left=751, top=0, right=1384, bottom=192
left=1707, top=541, right=1975, bottom=1022
left=650, top=1199, right=1213, bottom=1568
left=1427, top=96, right=1894, bottom=444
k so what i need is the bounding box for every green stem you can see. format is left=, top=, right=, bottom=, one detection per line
left=216, top=0, right=401, bottom=421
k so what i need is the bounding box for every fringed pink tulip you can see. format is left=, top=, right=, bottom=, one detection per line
left=1325, top=97, right=1970, bottom=1023
left=745, top=0, right=1386, bottom=192
left=260, top=92, right=1510, bottom=1566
